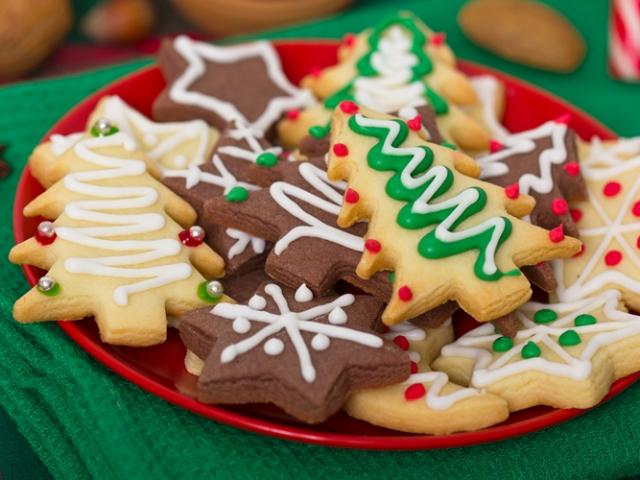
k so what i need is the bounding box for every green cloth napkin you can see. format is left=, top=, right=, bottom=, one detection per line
left=2, top=1, right=640, bottom=479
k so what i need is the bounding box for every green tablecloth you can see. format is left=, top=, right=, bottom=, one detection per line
left=2, top=1, right=640, bottom=479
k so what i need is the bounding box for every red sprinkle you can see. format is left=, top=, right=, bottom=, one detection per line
left=551, top=198, right=569, bottom=216
left=342, top=33, right=356, bottom=47
left=286, top=109, right=300, bottom=121
left=178, top=229, right=203, bottom=247
left=364, top=238, right=382, bottom=253
left=549, top=224, right=565, bottom=243
left=344, top=188, right=359, bottom=204
left=393, top=335, right=410, bottom=351
left=605, top=250, right=622, bottom=266
left=404, top=383, right=427, bottom=401
left=410, top=361, right=419, bottom=374
left=637, top=236, right=640, bottom=249
left=504, top=183, right=520, bottom=199
left=603, top=181, right=622, bottom=197
left=555, top=113, right=572, bottom=125
left=407, top=115, right=422, bottom=131
left=563, top=162, right=581, bottom=176
left=429, top=32, right=446, bottom=46
left=489, top=139, right=504, bottom=153
left=35, top=230, right=56, bottom=246
left=398, top=285, right=413, bottom=302
left=339, top=100, right=359, bottom=114
left=632, top=201, right=640, bottom=217
left=310, top=66, right=322, bottom=78
left=573, top=243, right=585, bottom=257
left=332, top=143, right=349, bottom=157
left=570, top=208, right=583, bottom=222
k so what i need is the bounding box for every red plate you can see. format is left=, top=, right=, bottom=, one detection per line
left=13, top=41, right=637, bottom=450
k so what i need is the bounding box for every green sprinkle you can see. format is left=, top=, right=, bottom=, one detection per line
left=441, top=141, right=457, bottom=151
left=534, top=308, right=557, bottom=324
left=225, top=186, right=249, bottom=202
left=37, top=282, right=61, bottom=297
left=197, top=282, right=222, bottom=303
left=388, top=271, right=395, bottom=284
left=492, top=336, right=513, bottom=352
left=559, top=330, right=581, bottom=346
left=521, top=341, right=541, bottom=359
left=309, top=125, right=329, bottom=139
left=90, top=125, right=119, bottom=137
left=256, top=151, right=278, bottom=168
left=574, top=314, right=597, bottom=327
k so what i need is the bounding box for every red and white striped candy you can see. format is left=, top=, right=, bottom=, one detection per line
left=610, top=0, right=640, bottom=80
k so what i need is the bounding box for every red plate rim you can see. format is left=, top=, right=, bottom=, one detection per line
left=12, top=40, right=637, bottom=451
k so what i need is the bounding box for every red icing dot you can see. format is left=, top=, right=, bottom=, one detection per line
left=489, top=139, right=504, bottom=153
left=404, top=383, right=427, bottom=401
left=332, top=143, right=349, bottom=157
left=429, top=32, right=446, bottom=46
left=344, top=188, right=359, bottom=204
left=549, top=224, right=565, bottom=243
left=342, top=33, right=356, bottom=47
left=554, top=113, right=572, bottom=125
left=339, top=100, right=359, bottom=114
left=407, top=115, right=422, bottom=131
left=573, top=243, right=585, bottom=257
left=570, top=208, right=583, bottom=222
left=603, top=181, right=622, bottom=197
left=35, top=230, right=56, bottom=246
left=393, top=335, right=410, bottom=351
left=551, top=198, right=568, bottom=216
left=410, top=361, right=419, bottom=374
left=178, top=230, right=203, bottom=247
left=563, top=162, right=580, bottom=176
left=310, top=66, right=322, bottom=78
left=637, top=236, right=640, bottom=249
left=364, top=238, right=382, bottom=253
left=504, top=183, right=520, bottom=199
left=398, top=285, right=413, bottom=302
left=605, top=250, right=622, bottom=266
left=632, top=201, right=640, bottom=217
left=286, top=109, right=300, bottom=121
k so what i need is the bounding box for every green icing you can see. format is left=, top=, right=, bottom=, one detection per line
left=441, top=141, right=457, bottom=151
left=574, top=314, right=597, bottom=326
left=559, top=330, right=581, bottom=347
left=225, top=186, right=249, bottom=203
left=388, top=271, right=395, bottom=284
left=521, top=341, right=541, bottom=359
left=347, top=114, right=514, bottom=282
left=534, top=308, right=558, bottom=324
left=37, top=282, right=61, bottom=297
left=197, top=282, right=222, bottom=303
left=90, top=125, right=119, bottom=137
left=256, top=152, right=278, bottom=168
left=308, top=124, right=330, bottom=139
left=492, top=336, right=513, bottom=352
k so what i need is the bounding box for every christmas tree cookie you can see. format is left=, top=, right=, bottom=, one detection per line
left=433, top=290, right=640, bottom=411
left=277, top=11, right=490, bottom=151
left=9, top=121, right=228, bottom=346
left=552, top=157, right=640, bottom=311
left=345, top=320, right=509, bottom=434
left=327, top=105, right=581, bottom=325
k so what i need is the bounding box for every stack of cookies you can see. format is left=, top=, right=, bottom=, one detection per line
left=10, top=11, right=640, bottom=435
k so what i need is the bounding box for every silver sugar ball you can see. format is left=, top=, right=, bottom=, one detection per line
left=189, top=225, right=206, bottom=241
left=37, top=221, right=55, bottom=237
left=206, top=280, right=224, bottom=299
left=37, top=276, right=55, bottom=292
left=94, top=117, right=113, bottom=135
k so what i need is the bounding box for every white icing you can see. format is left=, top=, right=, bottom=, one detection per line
left=294, top=283, right=313, bottom=302
left=213, top=283, right=382, bottom=383
left=328, top=306, right=348, bottom=325
left=217, top=121, right=282, bottom=162
left=232, top=316, right=251, bottom=334
left=470, top=75, right=511, bottom=141
left=264, top=337, right=285, bottom=356
left=583, top=136, right=640, bottom=167
left=311, top=333, right=331, bottom=351
left=476, top=120, right=568, bottom=195
left=270, top=162, right=364, bottom=255
left=99, top=96, right=212, bottom=168
left=225, top=228, right=266, bottom=260
left=248, top=294, right=267, bottom=310
left=50, top=133, right=84, bottom=155
left=353, top=114, right=509, bottom=276
left=353, top=25, right=428, bottom=113
left=52, top=132, right=193, bottom=305
left=169, top=35, right=314, bottom=135
left=553, top=158, right=640, bottom=301
left=440, top=290, right=640, bottom=386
